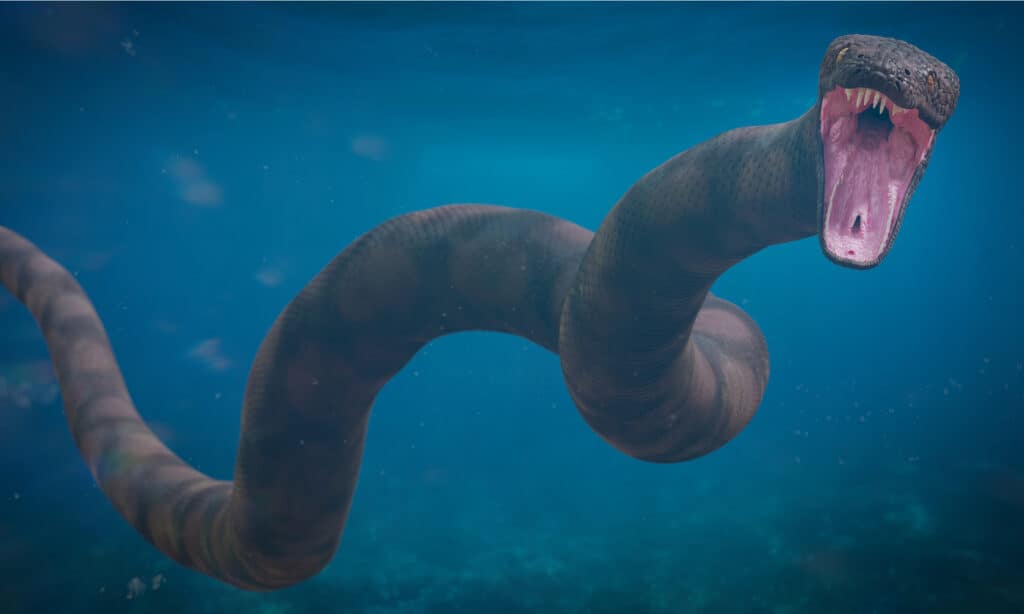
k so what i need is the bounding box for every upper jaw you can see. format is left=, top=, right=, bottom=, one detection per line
left=821, top=75, right=910, bottom=117
left=821, top=77, right=943, bottom=131
left=818, top=34, right=959, bottom=132
left=831, top=85, right=920, bottom=124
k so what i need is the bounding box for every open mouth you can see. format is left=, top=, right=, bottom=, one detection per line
left=819, top=85, right=935, bottom=266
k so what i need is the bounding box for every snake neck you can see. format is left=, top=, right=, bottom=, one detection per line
left=622, top=105, right=821, bottom=279
left=557, top=107, right=822, bottom=461
left=565, top=106, right=822, bottom=336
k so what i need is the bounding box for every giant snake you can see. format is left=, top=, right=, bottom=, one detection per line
left=0, top=35, right=959, bottom=590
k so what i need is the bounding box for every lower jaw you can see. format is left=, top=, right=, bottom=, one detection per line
left=820, top=201, right=898, bottom=267
left=821, top=237, right=889, bottom=269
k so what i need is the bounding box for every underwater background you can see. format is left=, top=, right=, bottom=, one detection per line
left=0, top=2, right=1021, bottom=612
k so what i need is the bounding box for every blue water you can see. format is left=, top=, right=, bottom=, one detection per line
left=1, top=2, right=1021, bottom=612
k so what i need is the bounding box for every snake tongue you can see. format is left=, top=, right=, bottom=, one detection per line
left=820, top=86, right=934, bottom=265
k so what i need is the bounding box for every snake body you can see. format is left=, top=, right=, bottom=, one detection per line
left=0, top=35, right=958, bottom=590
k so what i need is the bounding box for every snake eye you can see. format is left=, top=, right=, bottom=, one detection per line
left=927, top=72, right=936, bottom=90
left=836, top=47, right=849, bottom=64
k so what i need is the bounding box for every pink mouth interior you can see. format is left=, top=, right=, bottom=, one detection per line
left=820, top=86, right=934, bottom=264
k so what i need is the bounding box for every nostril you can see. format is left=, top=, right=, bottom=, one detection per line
left=852, top=215, right=863, bottom=234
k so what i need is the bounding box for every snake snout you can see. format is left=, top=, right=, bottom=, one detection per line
left=820, top=34, right=959, bottom=131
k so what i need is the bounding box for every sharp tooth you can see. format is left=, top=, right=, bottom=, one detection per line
left=856, top=89, right=865, bottom=107
left=873, top=91, right=881, bottom=109
left=844, top=88, right=853, bottom=101
left=879, top=97, right=885, bottom=115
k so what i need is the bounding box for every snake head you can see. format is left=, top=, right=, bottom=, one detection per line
left=816, top=34, right=960, bottom=269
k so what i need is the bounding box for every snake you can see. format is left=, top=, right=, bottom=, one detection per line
left=0, top=35, right=959, bottom=590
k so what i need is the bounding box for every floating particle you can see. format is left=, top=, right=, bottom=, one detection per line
left=351, top=135, right=390, bottom=161
left=126, top=577, right=146, bottom=600
left=187, top=338, right=232, bottom=372
left=254, top=264, right=287, bottom=288
left=166, top=156, right=223, bottom=207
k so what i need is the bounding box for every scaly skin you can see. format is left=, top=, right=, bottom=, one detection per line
left=0, top=35, right=958, bottom=590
